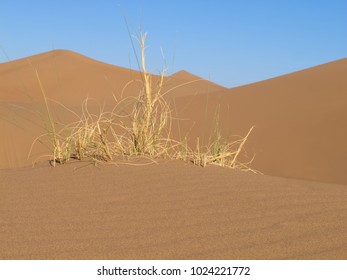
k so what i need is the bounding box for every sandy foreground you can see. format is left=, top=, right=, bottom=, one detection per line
left=1, top=160, right=346, bottom=260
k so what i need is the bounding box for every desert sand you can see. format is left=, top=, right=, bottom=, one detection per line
left=1, top=161, right=346, bottom=259
left=0, top=50, right=346, bottom=259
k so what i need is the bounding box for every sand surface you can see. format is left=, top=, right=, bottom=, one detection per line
left=1, top=160, right=346, bottom=260
left=1, top=50, right=346, bottom=260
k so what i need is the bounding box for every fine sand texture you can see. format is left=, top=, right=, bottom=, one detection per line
left=1, top=161, right=346, bottom=260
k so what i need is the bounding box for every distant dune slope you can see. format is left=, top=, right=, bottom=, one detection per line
left=0, top=50, right=224, bottom=104
left=0, top=50, right=346, bottom=185
left=0, top=50, right=222, bottom=168
left=0, top=50, right=141, bottom=104
left=174, top=58, right=347, bottom=185
left=227, top=58, right=347, bottom=184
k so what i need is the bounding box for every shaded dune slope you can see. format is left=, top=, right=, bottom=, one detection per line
left=174, top=59, right=347, bottom=185
left=225, top=58, right=347, bottom=185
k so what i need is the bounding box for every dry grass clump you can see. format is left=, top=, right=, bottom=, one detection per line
left=174, top=107, right=257, bottom=172
left=30, top=32, right=256, bottom=172
left=191, top=127, right=255, bottom=170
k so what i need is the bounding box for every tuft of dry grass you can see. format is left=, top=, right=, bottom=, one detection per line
left=30, top=31, right=257, bottom=172
left=191, top=126, right=256, bottom=171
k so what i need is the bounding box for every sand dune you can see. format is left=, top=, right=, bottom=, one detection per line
left=0, top=50, right=224, bottom=104
left=173, top=59, right=347, bottom=185
left=0, top=50, right=141, bottom=104
left=0, top=50, right=140, bottom=168
left=1, top=51, right=346, bottom=260
left=168, top=70, right=225, bottom=97
left=0, top=50, right=222, bottom=168
left=226, top=58, right=347, bottom=185
left=0, top=51, right=346, bottom=181
left=1, top=161, right=346, bottom=259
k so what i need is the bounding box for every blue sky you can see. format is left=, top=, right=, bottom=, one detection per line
left=1, top=0, right=346, bottom=87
